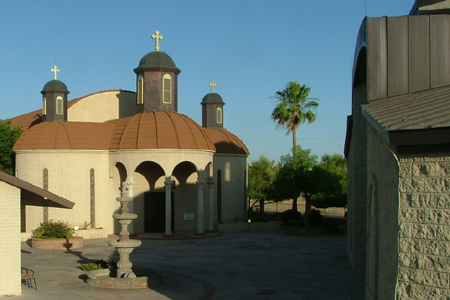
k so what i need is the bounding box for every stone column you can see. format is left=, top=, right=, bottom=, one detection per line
left=207, top=178, right=215, bottom=232
left=164, top=176, right=173, bottom=237
left=196, top=171, right=206, bottom=235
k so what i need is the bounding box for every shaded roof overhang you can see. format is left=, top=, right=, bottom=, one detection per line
left=0, top=171, right=74, bottom=209
left=362, top=84, right=450, bottom=152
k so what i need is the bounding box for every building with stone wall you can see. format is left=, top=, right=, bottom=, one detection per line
left=10, top=31, right=249, bottom=240
left=345, top=1, right=450, bottom=298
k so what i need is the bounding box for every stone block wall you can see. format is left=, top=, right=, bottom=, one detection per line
left=0, top=181, right=21, bottom=295
left=397, top=155, right=450, bottom=299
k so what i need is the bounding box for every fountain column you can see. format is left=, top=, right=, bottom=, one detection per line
left=108, top=183, right=141, bottom=278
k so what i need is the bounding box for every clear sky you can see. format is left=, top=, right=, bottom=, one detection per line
left=0, top=0, right=414, bottom=162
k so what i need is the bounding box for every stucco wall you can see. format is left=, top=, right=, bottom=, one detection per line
left=214, top=154, right=248, bottom=224
left=347, top=81, right=368, bottom=273
left=366, top=126, right=399, bottom=300
left=397, top=154, right=450, bottom=299
left=68, top=90, right=136, bottom=122
left=15, top=150, right=117, bottom=236
left=0, top=181, right=21, bottom=296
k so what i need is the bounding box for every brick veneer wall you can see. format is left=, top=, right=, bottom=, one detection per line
left=0, top=182, right=21, bottom=295
left=397, top=154, right=450, bottom=299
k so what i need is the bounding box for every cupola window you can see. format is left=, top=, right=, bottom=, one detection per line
left=216, top=107, right=223, bottom=124
left=163, top=74, right=172, bottom=104
left=42, top=97, right=47, bottom=115
left=56, top=96, right=63, bottom=115
left=137, top=75, right=144, bottom=104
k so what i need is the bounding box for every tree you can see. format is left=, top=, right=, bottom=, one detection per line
left=248, top=156, right=277, bottom=214
left=272, top=146, right=317, bottom=213
left=310, top=154, right=347, bottom=209
left=0, top=120, right=23, bottom=175
left=271, top=81, right=319, bottom=156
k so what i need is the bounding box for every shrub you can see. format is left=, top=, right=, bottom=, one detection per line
left=32, top=220, right=74, bottom=239
left=286, top=219, right=304, bottom=228
left=281, top=209, right=302, bottom=224
left=325, top=219, right=341, bottom=234
left=249, top=213, right=267, bottom=223
left=78, top=259, right=116, bottom=271
left=308, top=209, right=323, bottom=227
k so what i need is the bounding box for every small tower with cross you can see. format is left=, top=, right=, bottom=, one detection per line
left=41, top=65, right=70, bottom=122
left=201, top=80, right=225, bottom=129
left=134, top=30, right=181, bottom=113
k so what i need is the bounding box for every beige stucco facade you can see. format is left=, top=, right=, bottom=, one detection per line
left=68, top=90, right=136, bottom=123
left=15, top=146, right=248, bottom=238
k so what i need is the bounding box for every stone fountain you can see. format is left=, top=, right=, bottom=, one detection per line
left=108, top=192, right=141, bottom=278
left=85, top=183, right=161, bottom=289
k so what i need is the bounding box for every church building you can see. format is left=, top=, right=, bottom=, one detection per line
left=11, top=31, right=249, bottom=238
left=346, top=1, right=450, bottom=298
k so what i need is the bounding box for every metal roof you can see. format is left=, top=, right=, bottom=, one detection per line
left=362, top=84, right=450, bottom=146
left=0, top=171, right=74, bottom=209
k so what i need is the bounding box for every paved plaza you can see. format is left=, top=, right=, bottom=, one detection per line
left=9, top=232, right=364, bottom=300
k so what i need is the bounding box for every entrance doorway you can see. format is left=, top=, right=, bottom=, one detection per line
left=144, top=192, right=174, bottom=232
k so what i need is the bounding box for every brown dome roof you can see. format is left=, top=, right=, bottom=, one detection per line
left=13, top=121, right=114, bottom=150
left=109, top=111, right=215, bottom=150
left=13, top=110, right=248, bottom=155
left=204, top=128, right=249, bottom=155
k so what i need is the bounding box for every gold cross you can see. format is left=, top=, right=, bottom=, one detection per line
left=51, top=65, right=60, bottom=80
left=152, top=30, right=163, bottom=51
left=209, top=80, right=217, bottom=93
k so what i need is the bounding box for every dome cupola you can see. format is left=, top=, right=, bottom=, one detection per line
left=41, top=65, right=69, bottom=122
left=134, top=31, right=181, bottom=113
left=201, top=80, right=225, bottom=129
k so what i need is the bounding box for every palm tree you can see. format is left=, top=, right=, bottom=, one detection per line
left=271, top=81, right=319, bottom=157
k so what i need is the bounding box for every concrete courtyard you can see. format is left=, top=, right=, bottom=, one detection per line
left=10, top=231, right=364, bottom=300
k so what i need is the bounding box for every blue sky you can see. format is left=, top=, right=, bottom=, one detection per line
left=0, top=1, right=414, bottom=162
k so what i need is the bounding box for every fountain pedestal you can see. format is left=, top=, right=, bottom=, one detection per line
left=86, top=192, right=161, bottom=288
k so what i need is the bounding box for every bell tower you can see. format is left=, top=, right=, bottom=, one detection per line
left=134, top=30, right=181, bottom=113
left=201, top=80, right=225, bottom=129
left=41, top=65, right=69, bottom=122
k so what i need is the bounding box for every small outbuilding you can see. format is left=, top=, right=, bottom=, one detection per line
left=0, top=171, right=73, bottom=296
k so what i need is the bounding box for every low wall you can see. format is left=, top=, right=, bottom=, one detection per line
left=31, top=237, right=83, bottom=250
left=74, top=228, right=109, bottom=239
left=21, top=228, right=109, bottom=241
left=217, top=221, right=280, bottom=233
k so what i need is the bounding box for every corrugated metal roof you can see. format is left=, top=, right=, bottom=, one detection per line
left=362, top=84, right=450, bottom=132
left=0, top=171, right=74, bottom=209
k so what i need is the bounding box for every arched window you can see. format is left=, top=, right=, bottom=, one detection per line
left=216, top=107, right=223, bottom=124
left=42, top=97, right=47, bottom=115
left=56, top=96, right=63, bottom=115
left=137, top=75, right=144, bottom=104
left=163, top=74, right=172, bottom=104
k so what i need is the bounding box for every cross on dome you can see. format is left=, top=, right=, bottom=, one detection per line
left=209, top=80, right=217, bottom=93
left=152, top=30, right=163, bottom=51
left=51, top=65, right=60, bottom=80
